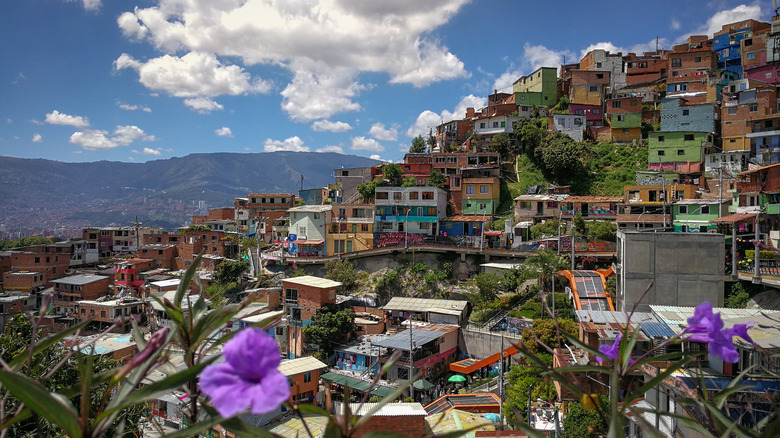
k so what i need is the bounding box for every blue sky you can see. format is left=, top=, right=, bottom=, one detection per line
left=0, top=0, right=772, bottom=164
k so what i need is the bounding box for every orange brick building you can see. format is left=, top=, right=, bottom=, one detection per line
left=278, top=356, right=328, bottom=404
left=9, top=244, right=72, bottom=286
left=282, top=276, right=341, bottom=358
left=51, top=274, right=111, bottom=316
left=666, top=36, right=717, bottom=104
left=3, top=271, right=46, bottom=292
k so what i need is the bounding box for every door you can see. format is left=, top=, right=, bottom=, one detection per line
left=398, top=222, right=404, bottom=232
left=346, top=241, right=353, bottom=252
left=537, top=202, right=544, bottom=216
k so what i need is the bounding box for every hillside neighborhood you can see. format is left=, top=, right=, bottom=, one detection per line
left=3, top=15, right=780, bottom=438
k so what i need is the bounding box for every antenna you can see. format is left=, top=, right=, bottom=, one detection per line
left=775, top=0, right=779, bottom=16
left=300, top=174, right=304, bottom=191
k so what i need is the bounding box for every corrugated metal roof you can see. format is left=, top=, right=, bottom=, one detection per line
left=347, top=402, right=427, bottom=416
left=382, top=297, right=469, bottom=313
left=640, top=322, right=676, bottom=338
left=564, top=196, right=622, bottom=203
left=372, top=328, right=445, bottom=351
left=282, top=275, right=342, bottom=289
left=278, top=356, right=328, bottom=376
left=52, top=274, right=109, bottom=286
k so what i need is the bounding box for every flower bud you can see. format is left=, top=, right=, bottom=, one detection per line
left=39, top=293, right=52, bottom=316
left=116, top=328, right=169, bottom=381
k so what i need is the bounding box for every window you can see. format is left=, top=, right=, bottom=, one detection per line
left=657, top=136, right=665, bottom=142
left=361, top=224, right=369, bottom=232
left=589, top=86, right=598, bottom=92
left=679, top=205, right=688, bottom=214
left=500, top=121, right=506, bottom=127
left=728, top=107, right=737, bottom=115
left=658, top=150, right=665, bottom=156
left=452, top=177, right=460, bottom=187
left=593, top=109, right=600, bottom=115
left=596, top=62, right=602, bottom=68
left=612, top=101, right=622, bottom=108
left=684, top=134, right=695, bottom=141
left=480, top=185, right=489, bottom=194
left=100, top=311, right=106, bottom=318
left=519, top=201, right=532, bottom=209
left=299, top=226, right=306, bottom=235
left=671, top=58, right=681, bottom=67
left=479, top=203, right=488, bottom=210
left=466, top=185, right=475, bottom=195
left=747, top=53, right=755, bottom=59
left=285, top=288, right=298, bottom=303
left=701, top=205, right=710, bottom=214
left=409, top=191, right=418, bottom=200
left=616, top=115, right=625, bottom=122
left=575, top=109, right=583, bottom=115
left=304, top=372, right=312, bottom=383
left=622, top=128, right=629, bottom=133
left=677, top=149, right=685, bottom=155
left=630, top=100, right=638, bottom=106
left=480, top=122, right=486, bottom=128
left=695, top=56, right=701, bottom=63
left=34, top=257, right=40, bottom=263
left=767, top=121, right=773, bottom=128
left=376, top=192, right=388, bottom=199
left=749, top=104, right=758, bottom=112
left=416, top=178, right=423, bottom=185
left=393, top=192, right=402, bottom=200
left=682, top=109, right=689, bottom=116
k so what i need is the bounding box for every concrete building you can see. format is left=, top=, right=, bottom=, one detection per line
left=568, top=70, right=611, bottom=106
left=648, top=131, right=711, bottom=170
left=615, top=231, right=725, bottom=312
left=672, top=199, right=725, bottom=233
left=580, top=49, right=626, bottom=91
left=76, top=297, right=145, bottom=332
left=374, top=186, right=447, bottom=238
left=114, top=259, right=156, bottom=296
left=327, top=204, right=374, bottom=256
left=552, top=114, right=586, bottom=141
left=462, top=177, right=500, bottom=215
left=513, top=67, right=558, bottom=107
left=287, top=205, right=332, bottom=257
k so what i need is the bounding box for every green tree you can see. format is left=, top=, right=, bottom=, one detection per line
left=0, top=236, right=54, bottom=251
left=520, top=318, right=578, bottom=354
left=0, top=315, right=145, bottom=436
left=725, top=282, right=751, bottom=308
left=357, top=178, right=382, bottom=203
left=530, top=218, right=562, bottom=240
left=427, top=129, right=437, bottom=152
left=562, top=396, right=610, bottom=438
left=503, top=361, right=557, bottom=425
left=574, top=213, right=588, bottom=236
left=473, top=273, right=503, bottom=303
left=522, top=248, right=569, bottom=291
left=382, top=163, right=404, bottom=186
left=492, top=132, right=514, bottom=159
left=409, top=135, right=426, bottom=153
left=303, top=304, right=356, bottom=358
left=535, top=131, right=589, bottom=184
left=324, top=258, right=358, bottom=291
left=401, top=175, right=417, bottom=187
left=513, top=117, right=547, bottom=156
left=214, top=259, right=250, bottom=284
left=427, top=170, right=447, bottom=188
left=585, top=220, right=617, bottom=242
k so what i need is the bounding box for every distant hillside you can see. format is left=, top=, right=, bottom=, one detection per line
left=0, top=152, right=380, bottom=232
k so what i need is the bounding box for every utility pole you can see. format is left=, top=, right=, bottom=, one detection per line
left=526, top=384, right=533, bottom=427
left=409, top=318, right=415, bottom=401
left=661, top=179, right=667, bottom=229
left=499, top=333, right=505, bottom=430
left=718, top=166, right=724, bottom=218
left=753, top=212, right=762, bottom=284
left=570, top=225, right=575, bottom=271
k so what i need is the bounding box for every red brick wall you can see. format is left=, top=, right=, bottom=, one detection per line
left=3, top=272, right=46, bottom=291
left=11, top=246, right=71, bottom=285
left=353, top=415, right=426, bottom=438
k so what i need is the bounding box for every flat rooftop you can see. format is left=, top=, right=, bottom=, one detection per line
left=282, top=275, right=342, bottom=289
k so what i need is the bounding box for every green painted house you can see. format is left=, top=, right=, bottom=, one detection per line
left=648, top=131, right=708, bottom=164
left=610, top=112, right=642, bottom=129
left=672, top=200, right=724, bottom=232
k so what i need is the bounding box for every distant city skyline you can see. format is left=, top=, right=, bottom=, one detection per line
left=0, top=0, right=772, bottom=164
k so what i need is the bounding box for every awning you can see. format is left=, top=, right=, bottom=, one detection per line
left=320, top=372, right=396, bottom=397
left=290, top=240, right=324, bottom=245
left=710, top=213, right=757, bottom=224
left=483, top=231, right=502, bottom=236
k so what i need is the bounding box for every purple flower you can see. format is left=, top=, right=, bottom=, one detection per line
left=597, top=333, right=621, bottom=363
left=200, top=328, right=290, bottom=417
left=683, top=302, right=754, bottom=364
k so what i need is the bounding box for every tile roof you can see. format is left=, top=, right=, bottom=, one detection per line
left=282, top=275, right=342, bottom=289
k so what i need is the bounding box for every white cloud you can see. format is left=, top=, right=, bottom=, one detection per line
left=143, top=147, right=162, bottom=156
left=116, top=0, right=470, bottom=120
left=406, top=94, right=486, bottom=137
left=69, top=125, right=155, bottom=151
left=114, top=52, right=272, bottom=111
left=32, top=133, right=42, bottom=142
left=316, top=145, right=344, bottom=153
left=311, top=120, right=352, bottom=132
left=695, top=4, right=763, bottom=37
left=44, top=110, right=90, bottom=128
left=369, top=154, right=382, bottom=161
left=244, top=147, right=252, bottom=151
left=280, top=65, right=364, bottom=121
left=369, top=122, right=398, bottom=141
left=5, top=119, right=10, bottom=124
left=671, top=18, right=681, bottom=30
left=522, top=43, right=576, bottom=73
left=580, top=42, right=624, bottom=59
left=263, top=136, right=310, bottom=152
left=351, top=136, right=384, bottom=152
left=82, top=0, right=100, bottom=11
left=184, top=97, right=224, bottom=113
left=215, top=126, right=233, bottom=137
left=119, top=103, right=152, bottom=112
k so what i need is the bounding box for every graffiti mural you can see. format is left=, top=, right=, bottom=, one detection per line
left=373, top=232, right=425, bottom=248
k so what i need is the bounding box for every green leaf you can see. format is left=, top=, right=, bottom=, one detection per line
left=624, top=359, right=693, bottom=405
left=175, top=250, right=204, bottom=307
left=295, top=403, right=331, bottom=416
left=189, top=303, right=240, bottom=354
left=8, top=318, right=92, bottom=371
left=97, top=356, right=217, bottom=423
left=161, top=414, right=225, bottom=438
left=0, top=369, right=82, bottom=438
left=130, top=318, right=147, bottom=350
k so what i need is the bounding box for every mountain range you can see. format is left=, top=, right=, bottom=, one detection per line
left=0, top=152, right=380, bottom=234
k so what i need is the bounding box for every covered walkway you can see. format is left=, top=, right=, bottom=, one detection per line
left=560, top=269, right=615, bottom=312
